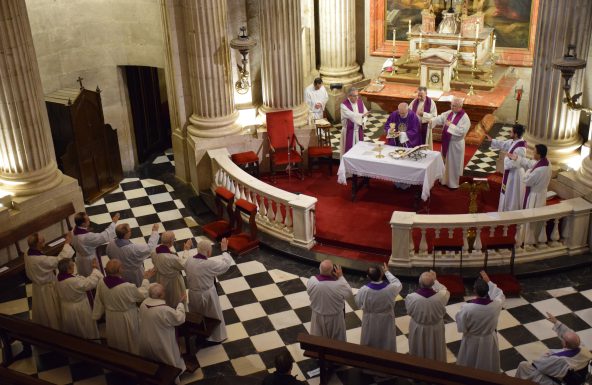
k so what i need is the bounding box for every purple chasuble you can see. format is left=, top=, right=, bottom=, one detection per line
left=468, top=296, right=492, bottom=305
left=384, top=110, right=422, bottom=148
left=523, top=158, right=549, bottom=209
left=155, top=244, right=172, bottom=254
left=57, top=273, right=75, bottom=282
left=342, top=98, right=366, bottom=153
left=315, top=274, right=336, bottom=282
left=501, top=140, right=526, bottom=193
left=104, top=275, right=126, bottom=289
left=194, top=253, right=208, bottom=260
left=416, top=287, right=437, bottom=298
left=411, top=97, right=432, bottom=143
left=27, top=248, right=44, bottom=256
left=73, top=227, right=89, bottom=235
left=552, top=348, right=581, bottom=357
left=441, top=109, right=466, bottom=158
left=366, top=281, right=389, bottom=290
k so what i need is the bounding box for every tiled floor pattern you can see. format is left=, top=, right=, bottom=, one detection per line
left=464, top=124, right=512, bottom=175
left=1, top=176, right=592, bottom=385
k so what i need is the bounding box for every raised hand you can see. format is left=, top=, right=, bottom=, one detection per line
left=479, top=270, right=490, bottom=283
left=333, top=264, right=343, bottom=278
left=221, top=238, right=228, bottom=252
left=64, top=232, right=73, bottom=245
left=144, top=268, right=156, bottom=279
left=184, top=239, right=193, bottom=251
left=151, top=223, right=160, bottom=232
left=179, top=292, right=187, bottom=303
left=485, top=134, right=492, bottom=142
left=112, top=213, right=120, bottom=222
left=382, top=262, right=389, bottom=273
left=546, top=312, right=558, bottom=325
left=92, top=258, right=100, bottom=270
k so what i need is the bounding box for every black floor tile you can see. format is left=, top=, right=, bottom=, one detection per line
left=556, top=293, right=592, bottom=312
left=242, top=316, right=275, bottom=336
left=499, top=325, right=538, bottom=346
left=259, top=346, right=290, bottom=368
left=556, top=312, right=592, bottom=332
left=507, top=304, right=546, bottom=324
left=222, top=337, right=257, bottom=359
left=226, top=290, right=258, bottom=308
left=294, top=306, right=312, bottom=324
left=119, top=180, right=143, bottom=191
left=277, top=279, right=307, bottom=296
left=499, top=347, right=526, bottom=372
left=277, top=324, right=308, bottom=345
left=222, top=308, right=240, bottom=325
left=244, top=272, right=275, bottom=288
left=127, top=196, right=152, bottom=208
left=260, top=297, right=292, bottom=315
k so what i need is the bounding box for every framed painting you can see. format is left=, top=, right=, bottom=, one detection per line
left=369, top=0, right=539, bottom=66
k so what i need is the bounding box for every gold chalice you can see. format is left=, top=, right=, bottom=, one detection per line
left=374, top=140, right=386, bottom=158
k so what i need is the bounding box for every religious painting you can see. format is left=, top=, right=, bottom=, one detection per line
left=481, top=0, right=532, bottom=49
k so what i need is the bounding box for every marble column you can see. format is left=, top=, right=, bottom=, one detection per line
left=184, top=0, right=241, bottom=138
left=525, top=0, right=592, bottom=165
left=0, top=0, right=63, bottom=196
left=318, top=0, right=362, bottom=85
left=259, top=0, right=308, bottom=128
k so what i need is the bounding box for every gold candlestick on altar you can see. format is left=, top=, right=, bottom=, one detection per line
left=392, top=28, right=398, bottom=74
left=460, top=180, right=489, bottom=245
left=471, top=41, right=478, bottom=79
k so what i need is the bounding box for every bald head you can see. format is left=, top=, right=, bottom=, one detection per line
left=562, top=331, right=581, bottom=349
left=115, top=223, right=131, bottom=239
left=419, top=271, right=435, bottom=288
left=27, top=233, right=45, bottom=249
left=149, top=283, right=165, bottom=299
left=398, top=102, right=409, bottom=117
left=197, top=240, right=212, bottom=257
left=160, top=231, right=175, bottom=246
left=319, top=259, right=334, bottom=275
left=105, top=259, right=122, bottom=276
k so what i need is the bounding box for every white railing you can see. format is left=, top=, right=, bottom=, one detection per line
left=390, top=197, right=592, bottom=267
left=207, top=148, right=317, bottom=249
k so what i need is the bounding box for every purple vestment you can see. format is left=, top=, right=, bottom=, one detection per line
left=342, top=98, right=366, bottom=153
left=441, top=109, right=466, bottom=158
left=384, top=110, right=422, bottom=148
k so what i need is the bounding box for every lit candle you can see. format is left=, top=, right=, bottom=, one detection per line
left=492, top=34, right=496, bottom=54
left=409, top=19, right=412, bottom=34
left=419, top=32, right=423, bottom=50
left=393, top=28, right=396, bottom=47
left=475, top=22, right=480, bottom=39
left=456, top=33, right=461, bottom=51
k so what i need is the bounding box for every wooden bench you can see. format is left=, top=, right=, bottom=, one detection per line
left=0, top=367, right=54, bottom=385
left=0, top=203, right=76, bottom=281
left=177, top=312, right=221, bottom=372
left=0, top=314, right=181, bottom=385
left=298, top=333, right=536, bottom=385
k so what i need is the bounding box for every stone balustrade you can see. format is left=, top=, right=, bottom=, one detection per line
left=207, top=148, right=317, bottom=249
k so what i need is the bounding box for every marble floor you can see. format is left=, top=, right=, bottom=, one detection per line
left=1, top=150, right=592, bottom=385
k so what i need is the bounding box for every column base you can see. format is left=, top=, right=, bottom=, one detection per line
left=258, top=103, right=310, bottom=129
left=320, top=64, right=363, bottom=85
left=187, top=110, right=242, bottom=138
left=0, top=161, right=64, bottom=197
left=577, top=156, right=592, bottom=189
left=523, top=133, right=582, bottom=168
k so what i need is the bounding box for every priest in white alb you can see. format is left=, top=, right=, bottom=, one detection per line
left=304, top=77, right=328, bottom=119
left=340, top=87, right=369, bottom=156
left=56, top=257, right=103, bottom=339
left=355, top=263, right=402, bottom=352
left=24, top=232, right=75, bottom=329
left=409, top=86, right=437, bottom=147
left=92, top=259, right=154, bottom=353
left=455, top=271, right=505, bottom=372
left=430, top=97, right=471, bottom=188
left=152, top=232, right=191, bottom=308
left=71, top=211, right=119, bottom=276
left=306, top=260, right=353, bottom=342
left=185, top=238, right=233, bottom=343
left=405, top=270, right=450, bottom=361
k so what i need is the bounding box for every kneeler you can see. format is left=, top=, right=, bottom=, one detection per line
left=227, top=199, right=259, bottom=255
left=202, top=187, right=235, bottom=241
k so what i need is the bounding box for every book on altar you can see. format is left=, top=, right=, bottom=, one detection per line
left=314, top=118, right=331, bottom=126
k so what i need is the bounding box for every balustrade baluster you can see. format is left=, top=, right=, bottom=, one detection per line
left=489, top=226, right=495, bottom=237
left=215, top=169, right=222, bottom=186
left=274, top=202, right=284, bottom=228
left=419, top=228, right=428, bottom=256
left=462, top=228, right=469, bottom=254
left=550, top=218, right=561, bottom=245
left=267, top=198, right=275, bottom=222
left=502, top=225, right=508, bottom=237
left=537, top=220, right=548, bottom=246
left=284, top=206, right=293, bottom=231
left=434, top=228, right=441, bottom=257
left=258, top=195, right=267, bottom=219
left=473, top=227, right=482, bottom=255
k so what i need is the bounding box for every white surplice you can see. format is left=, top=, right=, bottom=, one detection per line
left=24, top=244, right=75, bottom=329
left=306, top=275, right=353, bottom=342
left=185, top=252, right=233, bottom=342
left=138, top=298, right=186, bottom=374
left=56, top=268, right=103, bottom=339
left=518, top=156, right=552, bottom=245
left=304, top=84, right=329, bottom=119
left=106, top=232, right=159, bottom=287
left=490, top=139, right=526, bottom=212
left=431, top=110, right=471, bottom=188
left=151, top=248, right=189, bottom=308
left=404, top=280, right=450, bottom=361
left=355, top=271, right=402, bottom=351
left=340, top=101, right=368, bottom=157
left=71, top=222, right=116, bottom=277
left=92, top=278, right=150, bottom=354
left=455, top=281, right=505, bottom=372
left=410, top=97, right=438, bottom=149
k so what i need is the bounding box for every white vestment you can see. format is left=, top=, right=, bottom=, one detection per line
left=516, top=322, right=592, bottom=385
left=339, top=100, right=368, bottom=157
left=152, top=248, right=189, bottom=308
left=92, top=277, right=150, bottom=354
left=185, top=253, right=233, bottom=342
left=404, top=280, right=450, bottom=361
left=490, top=139, right=526, bottom=212
left=24, top=244, right=75, bottom=329
left=138, top=298, right=186, bottom=374
left=455, top=281, right=505, bottom=372
left=355, top=272, right=402, bottom=351
left=106, top=232, right=159, bottom=286
left=304, top=84, right=329, bottom=119
left=71, top=222, right=116, bottom=277
left=56, top=268, right=103, bottom=339
left=410, top=97, right=438, bottom=149
left=518, top=157, right=552, bottom=245
left=431, top=110, right=471, bottom=188
left=306, top=275, right=353, bottom=342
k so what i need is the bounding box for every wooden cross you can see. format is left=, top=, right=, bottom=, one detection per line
left=76, top=76, right=84, bottom=90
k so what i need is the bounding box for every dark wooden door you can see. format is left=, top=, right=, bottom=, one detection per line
left=124, top=66, right=171, bottom=164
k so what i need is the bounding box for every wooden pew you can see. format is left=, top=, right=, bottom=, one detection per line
left=177, top=311, right=221, bottom=372
left=298, top=333, right=536, bottom=385
left=0, top=314, right=180, bottom=385
left=0, top=367, right=54, bottom=385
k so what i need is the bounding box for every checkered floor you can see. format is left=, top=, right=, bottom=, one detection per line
left=2, top=169, right=592, bottom=384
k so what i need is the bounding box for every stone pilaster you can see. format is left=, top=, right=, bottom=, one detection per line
left=0, top=0, right=63, bottom=196
left=318, top=0, right=362, bottom=85
left=184, top=0, right=241, bottom=138
left=259, top=0, right=308, bottom=128
left=525, top=0, right=592, bottom=165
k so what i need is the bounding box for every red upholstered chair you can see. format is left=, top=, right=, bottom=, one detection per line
left=308, top=121, right=333, bottom=175
left=266, top=110, right=304, bottom=180
left=227, top=199, right=259, bottom=255
left=202, top=187, right=235, bottom=241
left=231, top=151, right=260, bottom=177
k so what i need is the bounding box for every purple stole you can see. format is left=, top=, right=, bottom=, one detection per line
left=342, top=98, right=365, bottom=152
left=552, top=348, right=580, bottom=357
left=73, top=227, right=89, bottom=236
left=416, top=287, right=437, bottom=298
left=523, top=158, right=549, bottom=209
left=155, top=245, right=172, bottom=254
left=366, top=281, right=389, bottom=290
left=27, top=248, right=44, bottom=256
left=468, top=296, right=492, bottom=305
left=103, top=275, right=126, bottom=289
left=315, top=274, right=336, bottom=282
left=57, top=273, right=75, bottom=282
left=501, top=140, right=526, bottom=193
left=441, top=109, right=466, bottom=158
left=194, top=253, right=208, bottom=260
left=115, top=238, right=131, bottom=248
left=411, top=97, right=432, bottom=142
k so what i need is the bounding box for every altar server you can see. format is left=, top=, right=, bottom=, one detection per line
left=340, top=88, right=369, bottom=156
left=430, top=97, right=471, bottom=188
left=56, top=258, right=103, bottom=339
left=516, top=312, right=592, bottom=385
left=410, top=86, right=437, bottom=146
left=106, top=223, right=159, bottom=286
left=306, top=260, right=353, bottom=342
left=405, top=270, right=450, bottom=361
left=455, top=271, right=505, bottom=372
left=92, top=259, right=153, bottom=353
left=152, top=232, right=191, bottom=308
left=139, top=283, right=186, bottom=378
left=25, top=232, right=75, bottom=329
left=384, top=103, right=423, bottom=148
left=71, top=211, right=119, bottom=276
left=185, top=238, right=233, bottom=343
left=304, top=77, right=329, bottom=119
left=355, top=263, right=402, bottom=352
left=485, top=124, right=526, bottom=212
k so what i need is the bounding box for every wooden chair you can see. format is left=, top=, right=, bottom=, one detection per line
left=227, top=199, right=259, bottom=255
left=202, top=187, right=235, bottom=241
left=266, top=110, right=304, bottom=180
left=308, top=119, right=333, bottom=176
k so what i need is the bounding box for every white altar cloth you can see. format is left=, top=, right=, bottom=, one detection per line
left=337, top=141, right=445, bottom=201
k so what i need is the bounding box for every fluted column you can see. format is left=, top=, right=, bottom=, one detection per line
left=525, top=0, right=592, bottom=165
left=318, top=0, right=362, bottom=85
left=259, top=0, right=308, bottom=128
left=0, top=0, right=63, bottom=196
left=184, top=0, right=240, bottom=138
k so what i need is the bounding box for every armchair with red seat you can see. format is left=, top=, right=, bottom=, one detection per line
left=227, top=198, right=260, bottom=255
left=202, top=187, right=235, bottom=241
left=266, top=110, right=304, bottom=180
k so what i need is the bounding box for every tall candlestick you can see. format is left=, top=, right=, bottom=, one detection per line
left=393, top=28, right=396, bottom=47
left=409, top=19, right=412, bottom=34
left=492, top=34, right=496, bottom=54
left=475, top=22, right=480, bottom=39
left=456, top=33, right=461, bottom=51
left=419, top=32, right=423, bottom=50
left=473, top=51, right=477, bottom=67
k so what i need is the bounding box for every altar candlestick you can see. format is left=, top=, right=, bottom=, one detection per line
left=408, top=20, right=412, bottom=34
left=419, top=32, right=423, bottom=50
left=456, top=33, right=461, bottom=51
left=472, top=52, right=477, bottom=67
left=492, top=34, right=496, bottom=54
left=393, top=29, right=396, bottom=47
left=475, top=22, right=480, bottom=39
